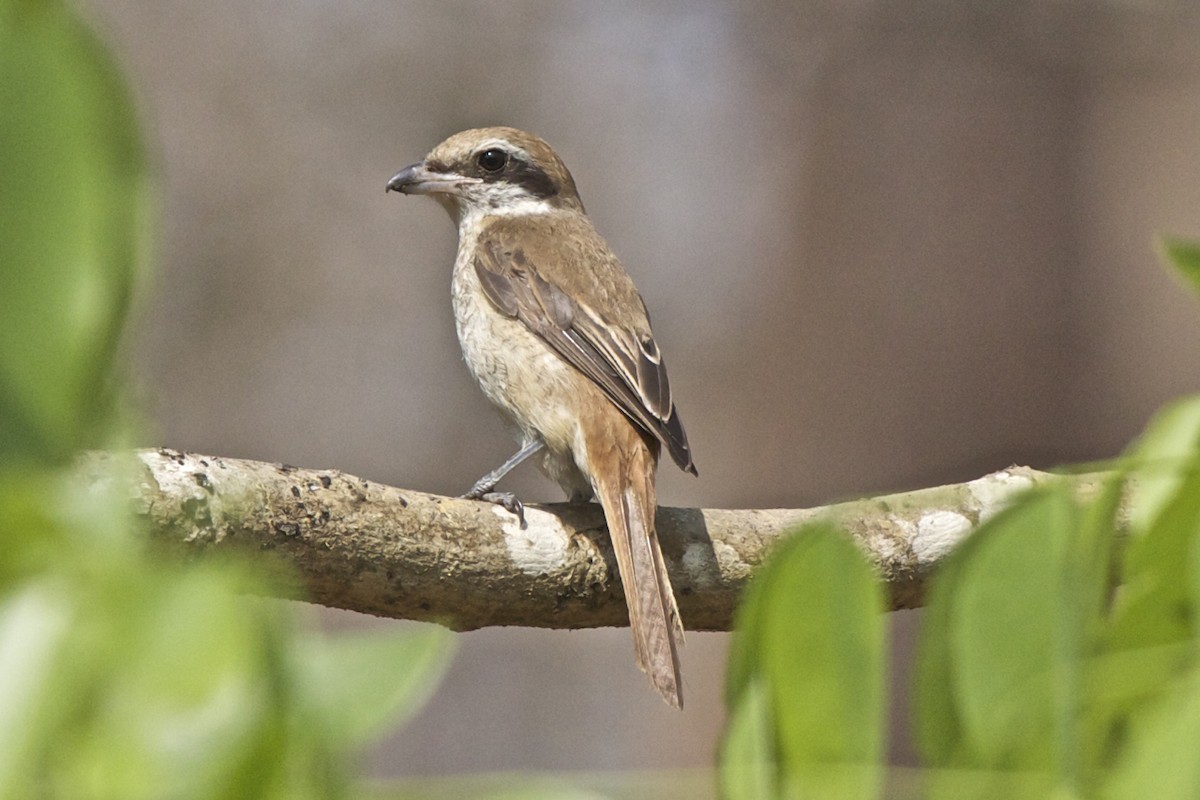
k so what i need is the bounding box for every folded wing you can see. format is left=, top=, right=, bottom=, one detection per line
left=474, top=239, right=697, bottom=475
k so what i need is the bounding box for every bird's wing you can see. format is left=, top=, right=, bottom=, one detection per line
left=474, top=237, right=696, bottom=475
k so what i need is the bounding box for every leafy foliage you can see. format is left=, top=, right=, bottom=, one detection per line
left=0, top=3, right=453, bottom=798
left=719, top=236, right=1200, bottom=799
left=722, top=525, right=887, bottom=799
left=6, top=3, right=1200, bottom=796
left=0, top=0, right=148, bottom=464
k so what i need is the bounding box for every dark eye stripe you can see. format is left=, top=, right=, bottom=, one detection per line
left=507, top=160, right=558, bottom=199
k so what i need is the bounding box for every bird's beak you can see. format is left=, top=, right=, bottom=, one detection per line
left=386, top=162, right=481, bottom=196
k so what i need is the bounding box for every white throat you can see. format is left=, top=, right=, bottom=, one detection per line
left=455, top=196, right=556, bottom=238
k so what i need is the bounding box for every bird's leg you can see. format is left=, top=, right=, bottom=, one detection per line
left=460, top=440, right=544, bottom=528
left=462, top=439, right=544, bottom=496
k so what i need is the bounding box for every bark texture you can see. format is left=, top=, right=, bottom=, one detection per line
left=76, top=448, right=1107, bottom=631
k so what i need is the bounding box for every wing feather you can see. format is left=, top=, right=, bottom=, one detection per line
left=475, top=239, right=696, bottom=474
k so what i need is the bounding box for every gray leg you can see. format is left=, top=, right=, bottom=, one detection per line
left=463, top=440, right=544, bottom=497
left=461, top=440, right=544, bottom=528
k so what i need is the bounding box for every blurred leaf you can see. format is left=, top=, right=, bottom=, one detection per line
left=0, top=3, right=455, bottom=799
left=953, top=492, right=1079, bottom=767
left=1123, top=396, right=1200, bottom=536
left=916, top=489, right=1087, bottom=799
left=1067, top=471, right=1129, bottom=787
left=1105, top=471, right=1200, bottom=654
left=911, top=541, right=960, bottom=778
left=364, top=774, right=641, bottom=800
left=0, top=581, right=75, bottom=799
left=719, top=679, right=777, bottom=800
left=0, top=473, right=72, bottom=584
left=0, top=470, right=459, bottom=800
left=0, top=0, right=150, bottom=464
left=1085, top=396, right=1200, bottom=782
left=724, top=541, right=771, bottom=709
left=1159, top=236, right=1200, bottom=303
left=1104, top=398, right=1200, bottom=659
left=472, top=786, right=612, bottom=800
left=61, top=570, right=287, bottom=799
left=724, top=524, right=886, bottom=800
left=295, top=625, right=456, bottom=748
left=1103, top=672, right=1200, bottom=800
left=1074, top=471, right=1124, bottom=636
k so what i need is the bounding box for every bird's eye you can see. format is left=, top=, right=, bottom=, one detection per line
left=476, top=148, right=509, bottom=173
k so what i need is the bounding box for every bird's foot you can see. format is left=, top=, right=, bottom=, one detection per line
left=460, top=488, right=527, bottom=529
left=463, top=475, right=498, bottom=499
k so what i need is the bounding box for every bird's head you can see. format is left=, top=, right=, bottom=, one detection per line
left=387, top=127, right=583, bottom=223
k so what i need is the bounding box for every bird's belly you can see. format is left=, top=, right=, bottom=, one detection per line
left=451, top=261, right=581, bottom=456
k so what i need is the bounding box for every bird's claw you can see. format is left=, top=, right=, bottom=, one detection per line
left=460, top=489, right=527, bottom=529
left=463, top=477, right=496, bottom=500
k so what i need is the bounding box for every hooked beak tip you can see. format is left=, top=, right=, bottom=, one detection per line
left=386, top=163, right=421, bottom=194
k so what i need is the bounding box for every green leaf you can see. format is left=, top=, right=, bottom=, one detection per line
left=0, top=0, right=150, bottom=464
left=1159, top=236, right=1200, bottom=304
left=1089, top=395, right=1200, bottom=768
left=724, top=541, right=772, bottom=709
left=1074, top=471, right=1125, bottom=635
left=1072, top=469, right=1140, bottom=782
left=1105, top=397, right=1200, bottom=657
left=724, top=524, right=886, bottom=800
left=35, top=565, right=298, bottom=800
left=1103, top=672, right=1200, bottom=800
left=720, top=678, right=778, bottom=800
left=916, top=488, right=1087, bottom=798
left=0, top=581, right=76, bottom=799
left=1123, top=396, right=1200, bottom=536
left=954, top=492, right=1078, bottom=764
left=295, top=625, right=455, bottom=748
left=1106, top=469, right=1200, bottom=655
left=363, top=774, right=638, bottom=800
left=911, top=543, right=961, bottom=772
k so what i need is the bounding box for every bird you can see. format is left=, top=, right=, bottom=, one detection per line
left=386, top=127, right=697, bottom=708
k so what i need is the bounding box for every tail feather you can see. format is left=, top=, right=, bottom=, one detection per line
left=593, top=441, right=684, bottom=708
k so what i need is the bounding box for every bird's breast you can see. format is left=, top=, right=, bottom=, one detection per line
left=450, top=239, right=582, bottom=457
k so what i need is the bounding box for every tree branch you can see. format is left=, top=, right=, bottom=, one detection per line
left=77, top=449, right=1107, bottom=631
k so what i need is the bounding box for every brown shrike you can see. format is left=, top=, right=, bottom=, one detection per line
left=387, top=127, right=696, bottom=708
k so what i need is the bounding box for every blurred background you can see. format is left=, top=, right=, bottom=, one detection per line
left=83, top=0, right=1199, bottom=780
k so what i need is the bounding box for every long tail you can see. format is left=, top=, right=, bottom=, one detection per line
left=590, top=432, right=684, bottom=708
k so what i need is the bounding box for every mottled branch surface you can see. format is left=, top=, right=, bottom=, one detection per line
left=77, top=449, right=1107, bottom=631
